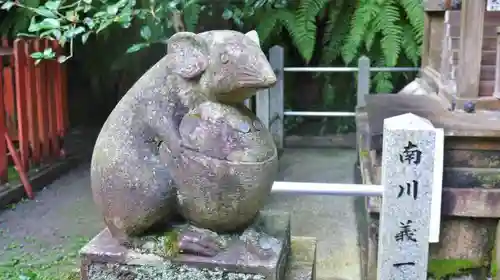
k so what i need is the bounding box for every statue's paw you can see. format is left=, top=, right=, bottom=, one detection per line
left=178, top=228, right=223, bottom=257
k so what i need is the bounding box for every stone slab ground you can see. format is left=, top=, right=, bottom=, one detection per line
left=0, top=148, right=360, bottom=280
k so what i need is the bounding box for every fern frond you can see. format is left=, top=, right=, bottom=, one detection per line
left=375, top=0, right=402, bottom=66
left=401, top=23, right=420, bottom=66
left=372, top=56, right=394, bottom=93
left=321, top=0, right=343, bottom=48
left=342, top=2, right=380, bottom=64
left=320, top=1, right=353, bottom=65
left=255, top=10, right=282, bottom=44
left=400, top=0, right=424, bottom=45
left=294, top=0, right=331, bottom=63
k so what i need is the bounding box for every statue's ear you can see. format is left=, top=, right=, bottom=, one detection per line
left=245, top=30, right=260, bottom=46
left=167, top=32, right=209, bottom=79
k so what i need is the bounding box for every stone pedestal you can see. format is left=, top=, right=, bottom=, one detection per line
left=80, top=211, right=316, bottom=280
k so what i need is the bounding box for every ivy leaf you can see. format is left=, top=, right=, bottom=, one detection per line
left=34, top=7, right=57, bottom=18
left=126, top=43, right=149, bottom=54
left=28, top=17, right=40, bottom=32
left=83, top=17, right=95, bottom=29
left=44, top=1, right=61, bottom=10
left=0, top=1, right=15, bottom=11
left=97, top=19, right=113, bottom=33
left=222, top=9, right=233, bottom=20
left=115, top=13, right=132, bottom=27
left=106, top=4, right=119, bottom=15
left=30, top=52, right=44, bottom=59
left=38, top=18, right=60, bottom=29
left=82, top=31, right=91, bottom=44
left=43, top=48, right=56, bottom=58
left=140, top=26, right=151, bottom=40
left=52, top=29, right=61, bottom=40
left=65, top=26, right=86, bottom=38
left=57, top=55, right=68, bottom=63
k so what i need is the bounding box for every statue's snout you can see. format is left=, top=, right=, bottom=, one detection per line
left=261, top=64, right=277, bottom=88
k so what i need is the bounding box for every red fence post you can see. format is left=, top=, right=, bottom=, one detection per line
left=33, top=39, right=50, bottom=161
left=13, top=39, right=29, bottom=171
left=2, top=38, right=16, bottom=141
left=24, top=40, right=40, bottom=165
left=0, top=54, right=8, bottom=183
left=44, top=40, right=59, bottom=158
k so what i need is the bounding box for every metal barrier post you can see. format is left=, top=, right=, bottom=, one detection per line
left=269, top=46, right=285, bottom=149
left=357, top=56, right=370, bottom=108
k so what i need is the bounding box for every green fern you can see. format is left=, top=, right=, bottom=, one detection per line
left=295, top=0, right=331, bottom=63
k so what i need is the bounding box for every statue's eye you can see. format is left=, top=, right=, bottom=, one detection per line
left=220, top=52, right=229, bottom=64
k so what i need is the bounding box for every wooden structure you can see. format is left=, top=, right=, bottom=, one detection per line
left=356, top=0, right=500, bottom=279
left=0, top=38, right=68, bottom=195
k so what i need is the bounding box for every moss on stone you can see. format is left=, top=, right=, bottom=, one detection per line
left=427, top=258, right=482, bottom=279
left=359, top=150, right=369, bottom=159
left=162, top=229, right=180, bottom=258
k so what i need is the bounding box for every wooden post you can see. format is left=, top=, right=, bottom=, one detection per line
left=24, top=40, right=41, bottom=164
left=494, top=26, right=500, bottom=98
left=421, top=12, right=431, bottom=68
left=13, top=39, right=29, bottom=171
left=457, top=0, right=485, bottom=98
left=256, top=89, right=270, bottom=129
left=269, top=46, right=284, bottom=149
left=357, top=56, right=370, bottom=108
left=33, top=39, right=50, bottom=161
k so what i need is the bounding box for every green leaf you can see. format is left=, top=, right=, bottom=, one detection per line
left=0, top=1, right=15, bottom=10
left=126, top=43, right=149, bottom=54
left=28, top=17, right=40, bottom=32
left=42, top=48, right=56, bottom=58
left=140, top=26, right=151, bottom=40
left=106, top=4, right=118, bottom=15
left=83, top=0, right=92, bottom=4
left=52, top=29, right=61, bottom=40
left=83, top=17, right=95, bottom=29
left=44, top=0, right=61, bottom=10
left=65, top=26, right=86, bottom=38
left=38, top=18, right=60, bottom=29
left=34, top=7, right=57, bottom=18
left=82, top=31, right=91, bottom=44
left=222, top=9, right=233, bottom=20
left=30, top=52, right=44, bottom=59
left=96, top=19, right=113, bottom=33
left=57, top=55, right=68, bottom=63
left=115, top=13, right=132, bottom=26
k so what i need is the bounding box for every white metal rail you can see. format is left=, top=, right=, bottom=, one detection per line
left=282, top=66, right=419, bottom=118
left=271, top=181, right=383, bottom=196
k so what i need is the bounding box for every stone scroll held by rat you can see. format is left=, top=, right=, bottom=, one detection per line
left=90, top=29, right=279, bottom=257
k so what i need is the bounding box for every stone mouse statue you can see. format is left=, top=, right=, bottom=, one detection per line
left=90, top=29, right=278, bottom=254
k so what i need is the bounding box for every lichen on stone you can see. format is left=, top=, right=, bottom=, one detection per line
left=88, top=262, right=266, bottom=280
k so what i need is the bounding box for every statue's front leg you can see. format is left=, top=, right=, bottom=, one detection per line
left=177, top=227, right=223, bottom=256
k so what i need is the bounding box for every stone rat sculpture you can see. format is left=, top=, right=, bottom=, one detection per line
left=90, top=29, right=278, bottom=254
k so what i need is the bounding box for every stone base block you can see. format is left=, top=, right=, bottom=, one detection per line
left=81, top=211, right=296, bottom=280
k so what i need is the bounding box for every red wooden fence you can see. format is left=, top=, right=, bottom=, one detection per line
left=0, top=37, right=68, bottom=194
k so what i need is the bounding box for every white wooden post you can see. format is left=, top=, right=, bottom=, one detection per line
left=269, top=45, right=284, bottom=149
left=377, top=113, right=444, bottom=280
